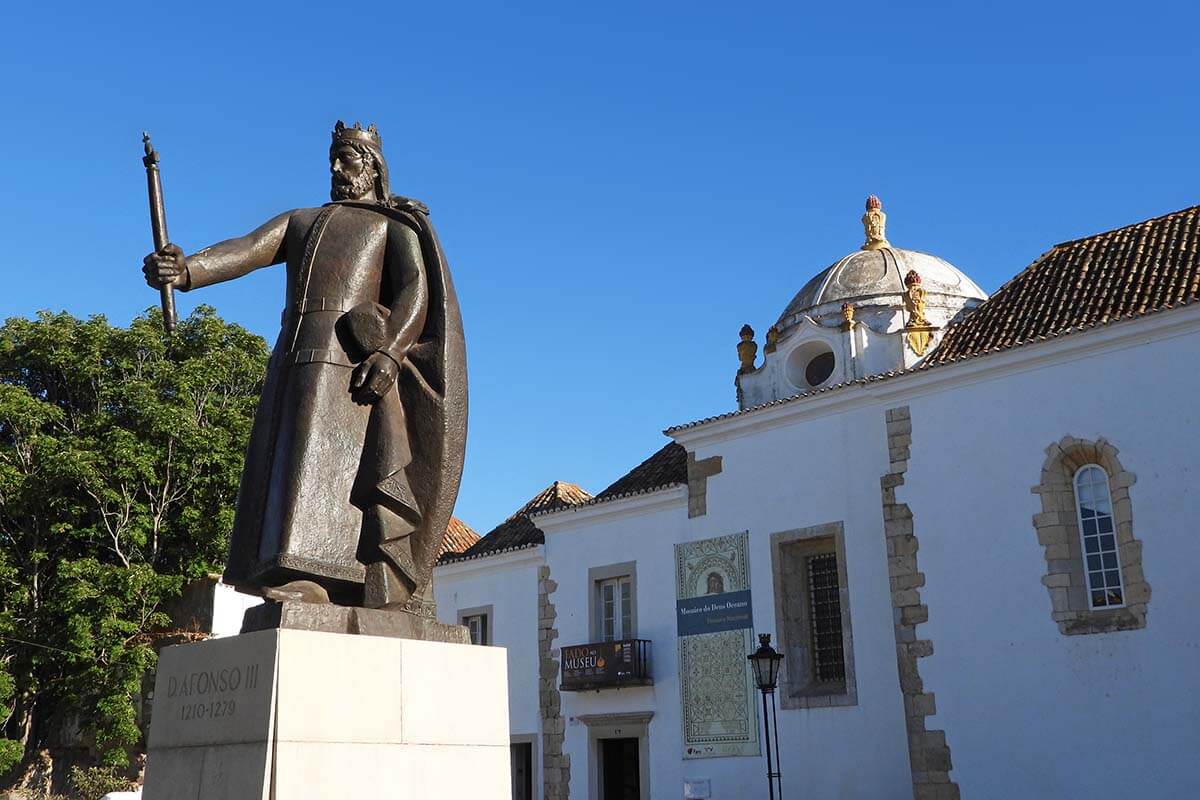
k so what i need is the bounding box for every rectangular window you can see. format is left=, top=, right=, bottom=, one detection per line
left=463, top=618, right=492, bottom=647
left=597, top=576, right=633, bottom=641
left=589, top=562, right=638, bottom=642
left=770, top=522, right=857, bottom=709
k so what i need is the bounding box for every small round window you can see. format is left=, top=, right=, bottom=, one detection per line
left=785, top=341, right=837, bottom=389
left=805, top=351, right=835, bottom=386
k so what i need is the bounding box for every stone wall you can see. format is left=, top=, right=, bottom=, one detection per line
left=538, top=565, right=570, bottom=799
left=686, top=452, right=722, bottom=518
left=880, top=405, right=960, bottom=800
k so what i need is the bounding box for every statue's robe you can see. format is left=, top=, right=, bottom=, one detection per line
left=183, top=199, right=466, bottom=608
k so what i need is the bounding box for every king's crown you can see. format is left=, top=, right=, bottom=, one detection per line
left=332, top=120, right=381, bottom=148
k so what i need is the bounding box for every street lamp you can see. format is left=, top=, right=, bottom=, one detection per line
left=748, top=633, right=784, bottom=800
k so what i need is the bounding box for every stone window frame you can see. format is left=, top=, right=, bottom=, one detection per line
left=587, top=562, right=638, bottom=642
left=769, top=521, right=858, bottom=709
left=1033, top=436, right=1150, bottom=635
left=458, top=604, right=493, bottom=646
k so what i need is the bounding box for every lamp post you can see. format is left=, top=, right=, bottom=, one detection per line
left=748, top=633, right=784, bottom=800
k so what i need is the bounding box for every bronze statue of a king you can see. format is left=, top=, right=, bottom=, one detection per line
left=143, top=122, right=467, bottom=630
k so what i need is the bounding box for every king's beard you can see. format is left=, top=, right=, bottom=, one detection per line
left=331, top=167, right=376, bottom=201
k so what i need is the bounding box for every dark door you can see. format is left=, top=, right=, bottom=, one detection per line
left=510, top=742, right=533, bottom=800
left=601, top=737, right=640, bottom=800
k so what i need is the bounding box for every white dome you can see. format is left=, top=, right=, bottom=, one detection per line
left=737, top=197, right=990, bottom=411
left=773, top=197, right=986, bottom=336
left=776, top=245, right=986, bottom=334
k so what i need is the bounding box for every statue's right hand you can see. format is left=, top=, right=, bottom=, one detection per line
left=142, top=244, right=187, bottom=289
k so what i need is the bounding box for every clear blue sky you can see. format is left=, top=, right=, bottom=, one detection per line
left=3, top=2, right=1197, bottom=534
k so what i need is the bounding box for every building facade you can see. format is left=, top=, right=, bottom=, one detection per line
left=435, top=200, right=1200, bottom=799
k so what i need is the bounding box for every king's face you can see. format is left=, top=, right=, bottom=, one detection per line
left=330, top=145, right=374, bottom=201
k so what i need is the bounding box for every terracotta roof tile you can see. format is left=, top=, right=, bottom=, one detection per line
left=513, top=481, right=594, bottom=516
left=439, top=482, right=592, bottom=563
left=436, top=516, right=480, bottom=559
left=522, top=443, right=690, bottom=518
left=928, top=204, right=1200, bottom=364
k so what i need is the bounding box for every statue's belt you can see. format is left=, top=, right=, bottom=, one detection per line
left=280, top=297, right=355, bottom=323
left=281, top=297, right=357, bottom=367
left=287, top=348, right=355, bottom=368
left=280, top=297, right=392, bottom=369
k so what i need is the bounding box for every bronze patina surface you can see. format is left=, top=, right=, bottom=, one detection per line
left=143, top=122, right=467, bottom=637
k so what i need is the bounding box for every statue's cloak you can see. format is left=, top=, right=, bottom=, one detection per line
left=361, top=197, right=468, bottom=607
left=222, top=197, right=466, bottom=607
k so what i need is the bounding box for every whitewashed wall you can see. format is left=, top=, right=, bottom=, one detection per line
left=684, top=405, right=914, bottom=800
left=541, top=493, right=682, bottom=800
left=902, top=314, right=1200, bottom=798
left=443, top=306, right=1200, bottom=799
left=540, top=407, right=914, bottom=800
left=435, top=549, right=544, bottom=740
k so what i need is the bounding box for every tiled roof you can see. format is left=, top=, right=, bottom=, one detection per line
left=514, top=480, right=593, bottom=516
left=439, top=482, right=592, bottom=563
left=437, top=516, right=480, bottom=559
left=592, top=442, right=688, bottom=501
left=522, top=442, right=690, bottom=519
left=928, top=204, right=1200, bottom=364
left=668, top=203, right=1200, bottom=433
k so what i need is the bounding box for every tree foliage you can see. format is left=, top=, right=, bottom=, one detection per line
left=0, top=306, right=267, bottom=768
left=67, top=765, right=137, bottom=797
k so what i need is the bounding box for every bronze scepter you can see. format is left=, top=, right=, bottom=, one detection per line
left=142, top=133, right=178, bottom=333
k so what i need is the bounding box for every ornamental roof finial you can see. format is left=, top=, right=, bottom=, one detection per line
left=861, top=195, right=889, bottom=251
left=737, top=324, right=758, bottom=374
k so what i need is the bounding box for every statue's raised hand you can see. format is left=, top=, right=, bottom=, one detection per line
left=351, top=352, right=400, bottom=405
left=142, top=243, right=187, bottom=289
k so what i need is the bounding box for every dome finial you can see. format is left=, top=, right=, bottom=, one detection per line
left=861, top=195, right=890, bottom=251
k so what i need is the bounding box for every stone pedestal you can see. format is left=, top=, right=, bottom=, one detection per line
left=143, top=629, right=511, bottom=799
left=241, top=599, right=471, bottom=642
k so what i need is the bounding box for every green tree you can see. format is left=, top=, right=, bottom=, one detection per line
left=0, top=306, right=267, bottom=769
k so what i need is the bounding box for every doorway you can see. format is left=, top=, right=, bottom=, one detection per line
left=600, top=737, right=641, bottom=800
left=581, top=711, right=653, bottom=800
left=510, top=741, right=533, bottom=800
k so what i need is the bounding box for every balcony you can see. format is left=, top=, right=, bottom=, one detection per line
left=559, top=639, right=652, bottom=691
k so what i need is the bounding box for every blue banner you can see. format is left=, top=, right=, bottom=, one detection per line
left=675, top=589, right=754, bottom=637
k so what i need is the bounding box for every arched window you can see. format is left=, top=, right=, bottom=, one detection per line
left=1073, top=465, right=1123, bottom=609
left=1032, top=436, right=1150, bottom=635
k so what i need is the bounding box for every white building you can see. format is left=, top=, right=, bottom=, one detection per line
left=436, top=198, right=1200, bottom=800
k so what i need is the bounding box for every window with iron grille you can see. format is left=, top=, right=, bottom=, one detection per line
left=807, top=553, right=845, bottom=683
left=770, top=522, right=857, bottom=708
